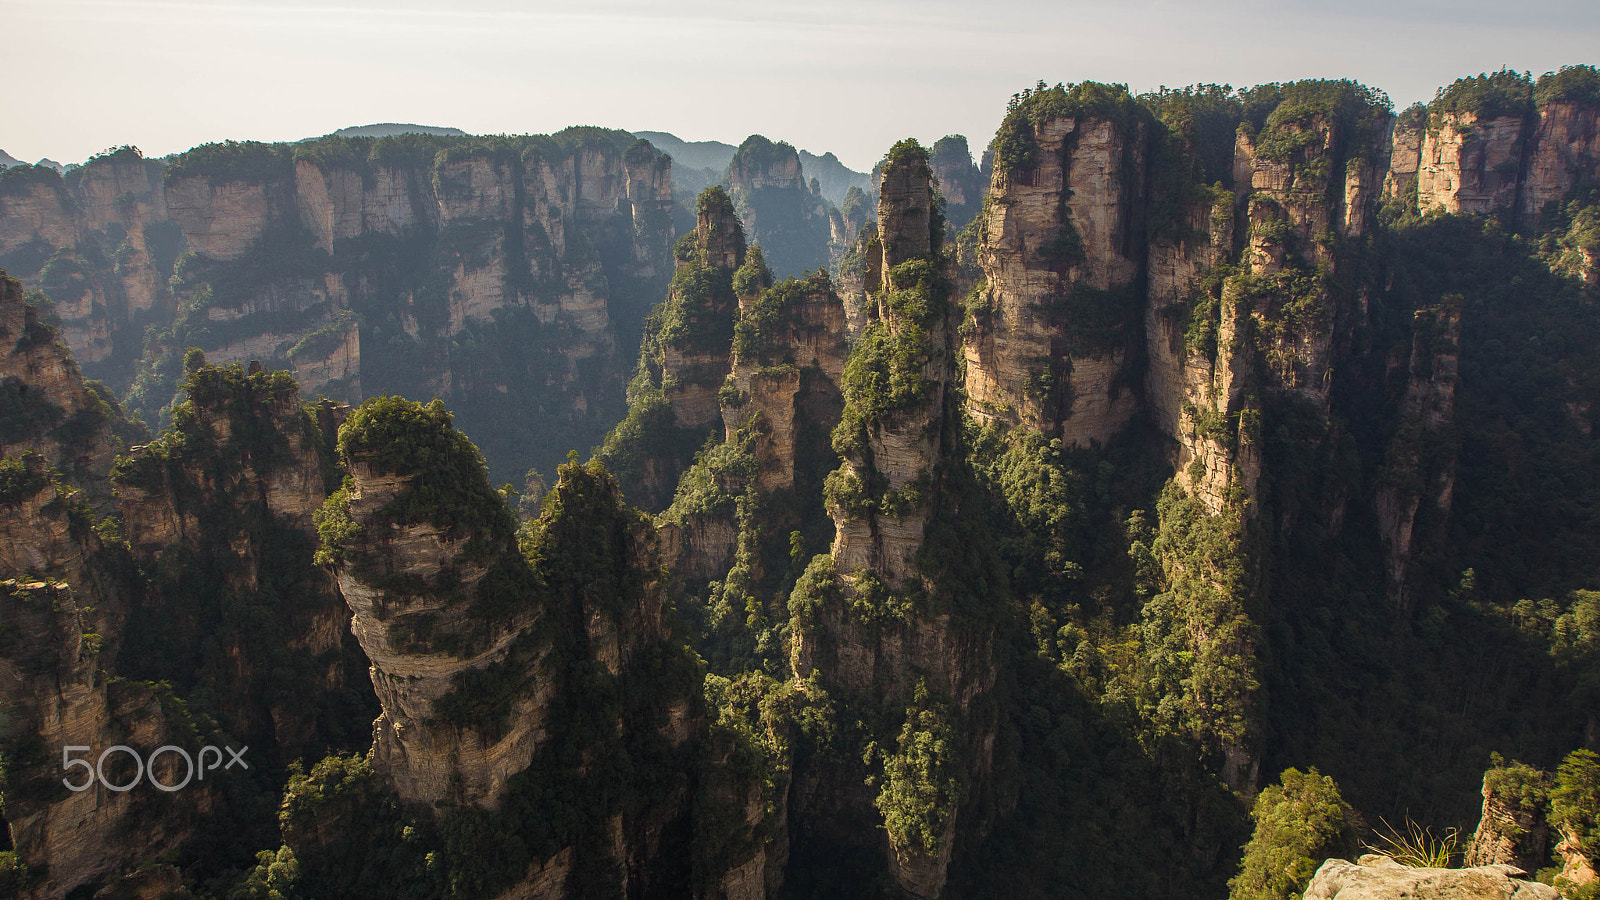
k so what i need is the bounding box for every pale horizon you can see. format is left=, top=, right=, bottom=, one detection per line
left=4, top=0, right=1598, bottom=173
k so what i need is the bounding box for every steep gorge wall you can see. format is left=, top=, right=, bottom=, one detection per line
left=111, top=363, right=370, bottom=757
left=312, top=397, right=701, bottom=898
left=1, top=131, right=678, bottom=487
left=0, top=274, right=205, bottom=899
left=795, top=143, right=998, bottom=898
left=727, top=136, right=833, bottom=277
left=963, top=103, right=1148, bottom=448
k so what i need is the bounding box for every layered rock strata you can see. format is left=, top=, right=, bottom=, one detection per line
left=0, top=276, right=122, bottom=506
left=1303, top=856, right=1558, bottom=900
left=727, top=136, right=833, bottom=276
left=963, top=105, right=1149, bottom=447
left=1, top=133, right=677, bottom=488
left=1417, top=112, right=1530, bottom=215
left=0, top=273, right=204, bottom=898
left=327, top=414, right=547, bottom=808
left=796, top=141, right=997, bottom=898
left=112, top=364, right=366, bottom=754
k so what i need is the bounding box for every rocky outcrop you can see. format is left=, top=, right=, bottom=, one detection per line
left=1417, top=112, right=1530, bottom=215
left=1405, top=76, right=1600, bottom=225
left=111, top=364, right=367, bottom=755
left=1520, top=99, right=1600, bottom=221
left=0, top=573, right=207, bottom=900
left=963, top=100, right=1149, bottom=447
left=1303, top=856, right=1558, bottom=900
left=320, top=415, right=700, bottom=895
left=1384, top=110, right=1426, bottom=200
left=1375, top=302, right=1461, bottom=608
left=326, top=412, right=546, bottom=808
left=0, top=276, right=122, bottom=507
left=721, top=272, right=848, bottom=495
left=663, top=189, right=744, bottom=431
left=595, top=187, right=747, bottom=512
left=325, top=398, right=698, bottom=843
left=1144, top=177, right=1244, bottom=512
left=727, top=136, right=832, bottom=276
left=928, top=135, right=985, bottom=233
left=830, top=144, right=954, bottom=585
left=0, top=276, right=204, bottom=899
left=1465, top=770, right=1551, bottom=873
left=1556, top=829, right=1598, bottom=892
left=794, top=141, right=997, bottom=899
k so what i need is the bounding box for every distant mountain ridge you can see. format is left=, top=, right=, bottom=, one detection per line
left=302, top=122, right=469, bottom=141
left=633, top=130, right=737, bottom=172
left=635, top=129, right=870, bottom=206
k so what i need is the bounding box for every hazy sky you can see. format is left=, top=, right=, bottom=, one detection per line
left=4, top=0, right=1598, bottom=171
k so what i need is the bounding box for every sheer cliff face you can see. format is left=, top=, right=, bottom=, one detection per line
left=1410, top=94, right=1600, bottom=223
left=0, top=277, right=122, bottom=507
left=796, top=143, right=997, bottom=899
left=1144, top=178, right=1242, bottom=510
left=964, top=109, right=1149, bottom=447
left=1521, top=99, right=1600, bottom=220
left=111, top=366, right=367, bottom=755
left=0, top=558, right=202, bottom=899
left=1384, top=112, right=1426, bottom=199
left=830, top=147, right=956, bottom=586
left=0, top=150, right=175, bottom=367
left=721, top=273, right=848, bottom=497
left=1417, top=111, right=1529, bottom=215
left=1374, top=303, right=1460, bottom=609
left=1, top=133, right=676, bottom=487
left=161, top=137, right=670, bottom=401
left=0, top=275, right=203, bottom=898
left=727, top=136, right=833, bottom=276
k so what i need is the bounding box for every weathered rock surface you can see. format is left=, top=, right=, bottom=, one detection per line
left=663, top=191, right=744, bottom=431
left=1417, top=112, right=1529, bottom=215
left=1375, top=302, right=1460, bottom=608
left=801, top=143, right=997, bottom=899
left=1384, top=113, right=1426, bottom=199
left=727, top=136, right=832, bottom=276
left=331, top=457, right=546, bottom=809
left=721, top=272, right=849, bottom=495
left=0, top=276, right=203, bottom=899
left=1465, top=771, right=1551, bottom=873
left=1303, top=856, right=1559, bottom=900
left=112, top=366, right=365, bottom=754
left=1520, top=100, right=1600, bottom=221
left=964, top=112, right=1147, bottom=446
left=0, top=134, right=676, bottom=487
left=329, top=417, right=700, bottom=900
left=831, top=148, right=954, bottom=587
left=0, top=276, right=123, bottom=507
left=928, top=135, right=985, bottom=232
